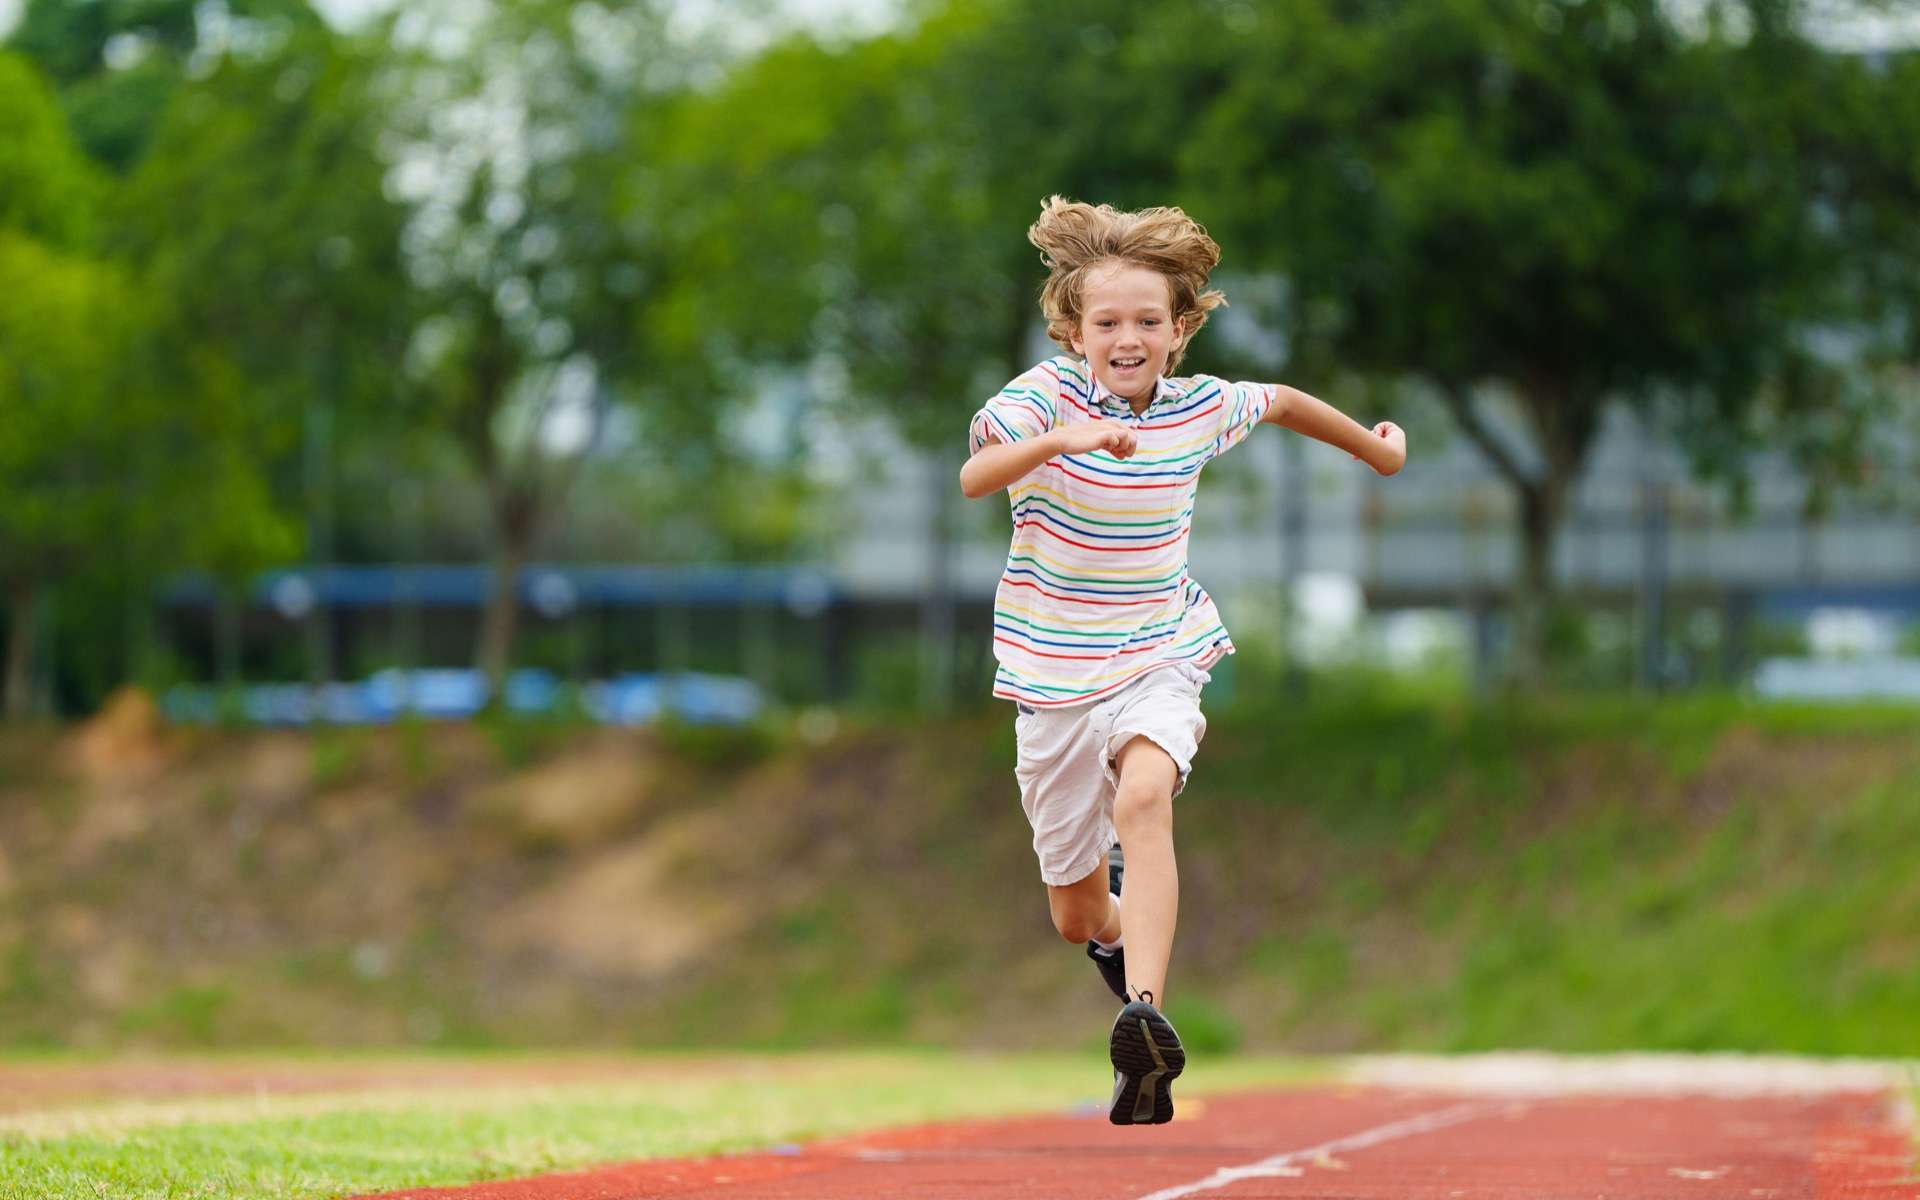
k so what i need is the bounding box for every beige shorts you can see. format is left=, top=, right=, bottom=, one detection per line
left=1013, top=662, right=1211, bottom=886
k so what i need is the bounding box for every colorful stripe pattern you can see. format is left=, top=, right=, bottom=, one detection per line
left=968, top=356, right=1277, bottom=707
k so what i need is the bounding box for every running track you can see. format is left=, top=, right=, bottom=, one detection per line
left=365, top=1082, right=1919, bottom=1200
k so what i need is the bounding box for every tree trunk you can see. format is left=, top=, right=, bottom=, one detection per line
left=920, top=445, right=956, bottom=715
left=216, top=582, right=244, bottom=689
left=1442, top=379, right=1595, bottom=690
left=475, top=536, right=529, bottom=699
left=466, top=304, right=525, bottom=702
left=5, top=580, right=37, bottom=721
left=303, top=395, right=336, bottom=687
left=1511, top=477, right=1566, bottom=688
left=1639, top=475, right=1671, bottom=691
left=1278, top=431, right=1308, bottom=697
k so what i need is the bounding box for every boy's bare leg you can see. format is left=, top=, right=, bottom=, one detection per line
left=1111, top=736, right=1179, bottom=1004
left=1046, top=863, right=1121, bottom=945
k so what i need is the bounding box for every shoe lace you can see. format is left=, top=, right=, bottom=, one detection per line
left=1130, top=988, right=1154, bottom=1006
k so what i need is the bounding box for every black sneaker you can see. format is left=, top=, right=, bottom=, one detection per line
left=1085, top=844, right=1127, bottom=1001
left=1108, top=997, right=1185, bottom=1125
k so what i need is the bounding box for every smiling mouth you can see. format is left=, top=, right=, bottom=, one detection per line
left=1112, top=357, right=1146, bottom=370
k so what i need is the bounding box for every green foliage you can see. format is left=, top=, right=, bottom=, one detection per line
left=1177, top=0, right=1920, bottom=676
left=310, top=729, right=368, bottom=791
left=370, top=0, right=797, bottom=679
left=476, top=706, right=592, bottom=771
left=9, top=0, right=326, bottom=171
left=1190, top=0, right=1905, bottom=421
left=1167, top=995, right=1244, bottom=1055
left=0, top=41, right=306, bottom=713
left=117, top=985, right=234, bottom=1046
left=0, top=228, right=147, bottom=713
left=0, top=942, right=55, bottom=1012
left=397, top=715, right=441, bottom=789
left=118, top=25, right=407, bottom=416
left=54, top=53, right=179, bottom=172
left=10, top=0, right=199, bottom=89
left=652, top=712, right=783, bottom=768
left=1423, top=768, right=1920, bottom=1053
left=610, top=693, right=1920, bottom=1057
left=113, top=21, right=400, bottom=595
left=5, top=0, right=1920, bottom=713
left=0, top=58, right=118, bottom=598
left=844, top=633, right=924, bottom=716
left=0, top=53, right=96, bottom=245
left=667, top=3, right=1197, bottom=447
left=651, top=0, right=1920, bottom=695
left=0, top=221, right=297, bottom=712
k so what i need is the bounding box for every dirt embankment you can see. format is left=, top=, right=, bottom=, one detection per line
left=4, top=692, right=1919, bottom=1054
left=0, top=695, right=1042, bottom=1050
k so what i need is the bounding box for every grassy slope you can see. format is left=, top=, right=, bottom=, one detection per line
left=1197, top=695, right=1920, bottom=1054
left=674, top=693, right=1920, bottom=1056
left=2, top=692, right=1918, bottom=1057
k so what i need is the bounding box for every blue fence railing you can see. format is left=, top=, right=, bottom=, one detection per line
left=161, top=669, right=766, bottom=727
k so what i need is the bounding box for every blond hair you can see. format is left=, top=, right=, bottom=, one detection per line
left=1027, top=195, right=1226, bottom=375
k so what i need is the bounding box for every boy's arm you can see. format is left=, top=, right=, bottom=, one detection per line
left=1263, top=385, right=1406, bottom=476
left=960, top=420, right=1138, bottom=498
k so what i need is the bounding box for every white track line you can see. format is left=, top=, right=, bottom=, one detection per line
left=1133, top=1100, right=1511, bottom=1200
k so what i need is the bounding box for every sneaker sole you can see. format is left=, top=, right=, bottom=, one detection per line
left=1108, top=1004, right=1184, bottom=1125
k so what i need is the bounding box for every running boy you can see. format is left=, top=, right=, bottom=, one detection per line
left=960, top=196, right=1406, bottom=1125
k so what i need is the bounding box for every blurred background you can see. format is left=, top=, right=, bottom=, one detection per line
left=2, top=0, right=1919, bottom=1059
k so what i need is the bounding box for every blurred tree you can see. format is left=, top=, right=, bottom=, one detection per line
left=0, top=235, right=128, bottom=718
left=658, top=0, right=1207, bottom=707
left=1184, top=0, right=1916, bottom=684
left=374, top=0, right=707, bottom=691
left=1659, top=0, right=1920, bottom=506
left=0, top=52, right=96, bottom=244
left=8, top=4, right=375, bottom=702
left=8, top=0, right=325, bottom=172
left=117, top=17, right=408, bottom=684
left=664, top=1, right=1227, bottom=434
left=0, top=52, right=109, bottom=716
left=0, top=50, right=302, bottom=715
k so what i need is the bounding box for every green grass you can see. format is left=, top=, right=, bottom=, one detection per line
left=0, top=1052, right=1322, bottom=1200
left=1371, top=765, right=1920, bottom=1054
left=1151, top=688, right=1920, bottom=1055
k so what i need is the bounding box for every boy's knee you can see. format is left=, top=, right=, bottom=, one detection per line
left=1052, top=908, right=1105, bottom=944
left=1111, top=735, right=1178, bottom=831
left=1048, top=885, right=1111, bottom=944
left=1113, top=779, right=1172, bottom=831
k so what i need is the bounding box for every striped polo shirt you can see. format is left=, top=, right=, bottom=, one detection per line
left=968, top=355, right=1276, bottom=708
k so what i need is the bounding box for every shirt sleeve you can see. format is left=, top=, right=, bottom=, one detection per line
left=968, top=360, right=1062, bottom=456
left=1210, top=378, right=1278, bottom=461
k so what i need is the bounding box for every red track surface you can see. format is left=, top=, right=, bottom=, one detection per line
left=363, top=1085, right=1918, bottom=1200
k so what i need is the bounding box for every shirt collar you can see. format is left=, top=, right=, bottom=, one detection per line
left=1086, top=361, right=1177, bottom=416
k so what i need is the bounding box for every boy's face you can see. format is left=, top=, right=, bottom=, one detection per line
left=1071, top=261, right=1183, bottom=404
